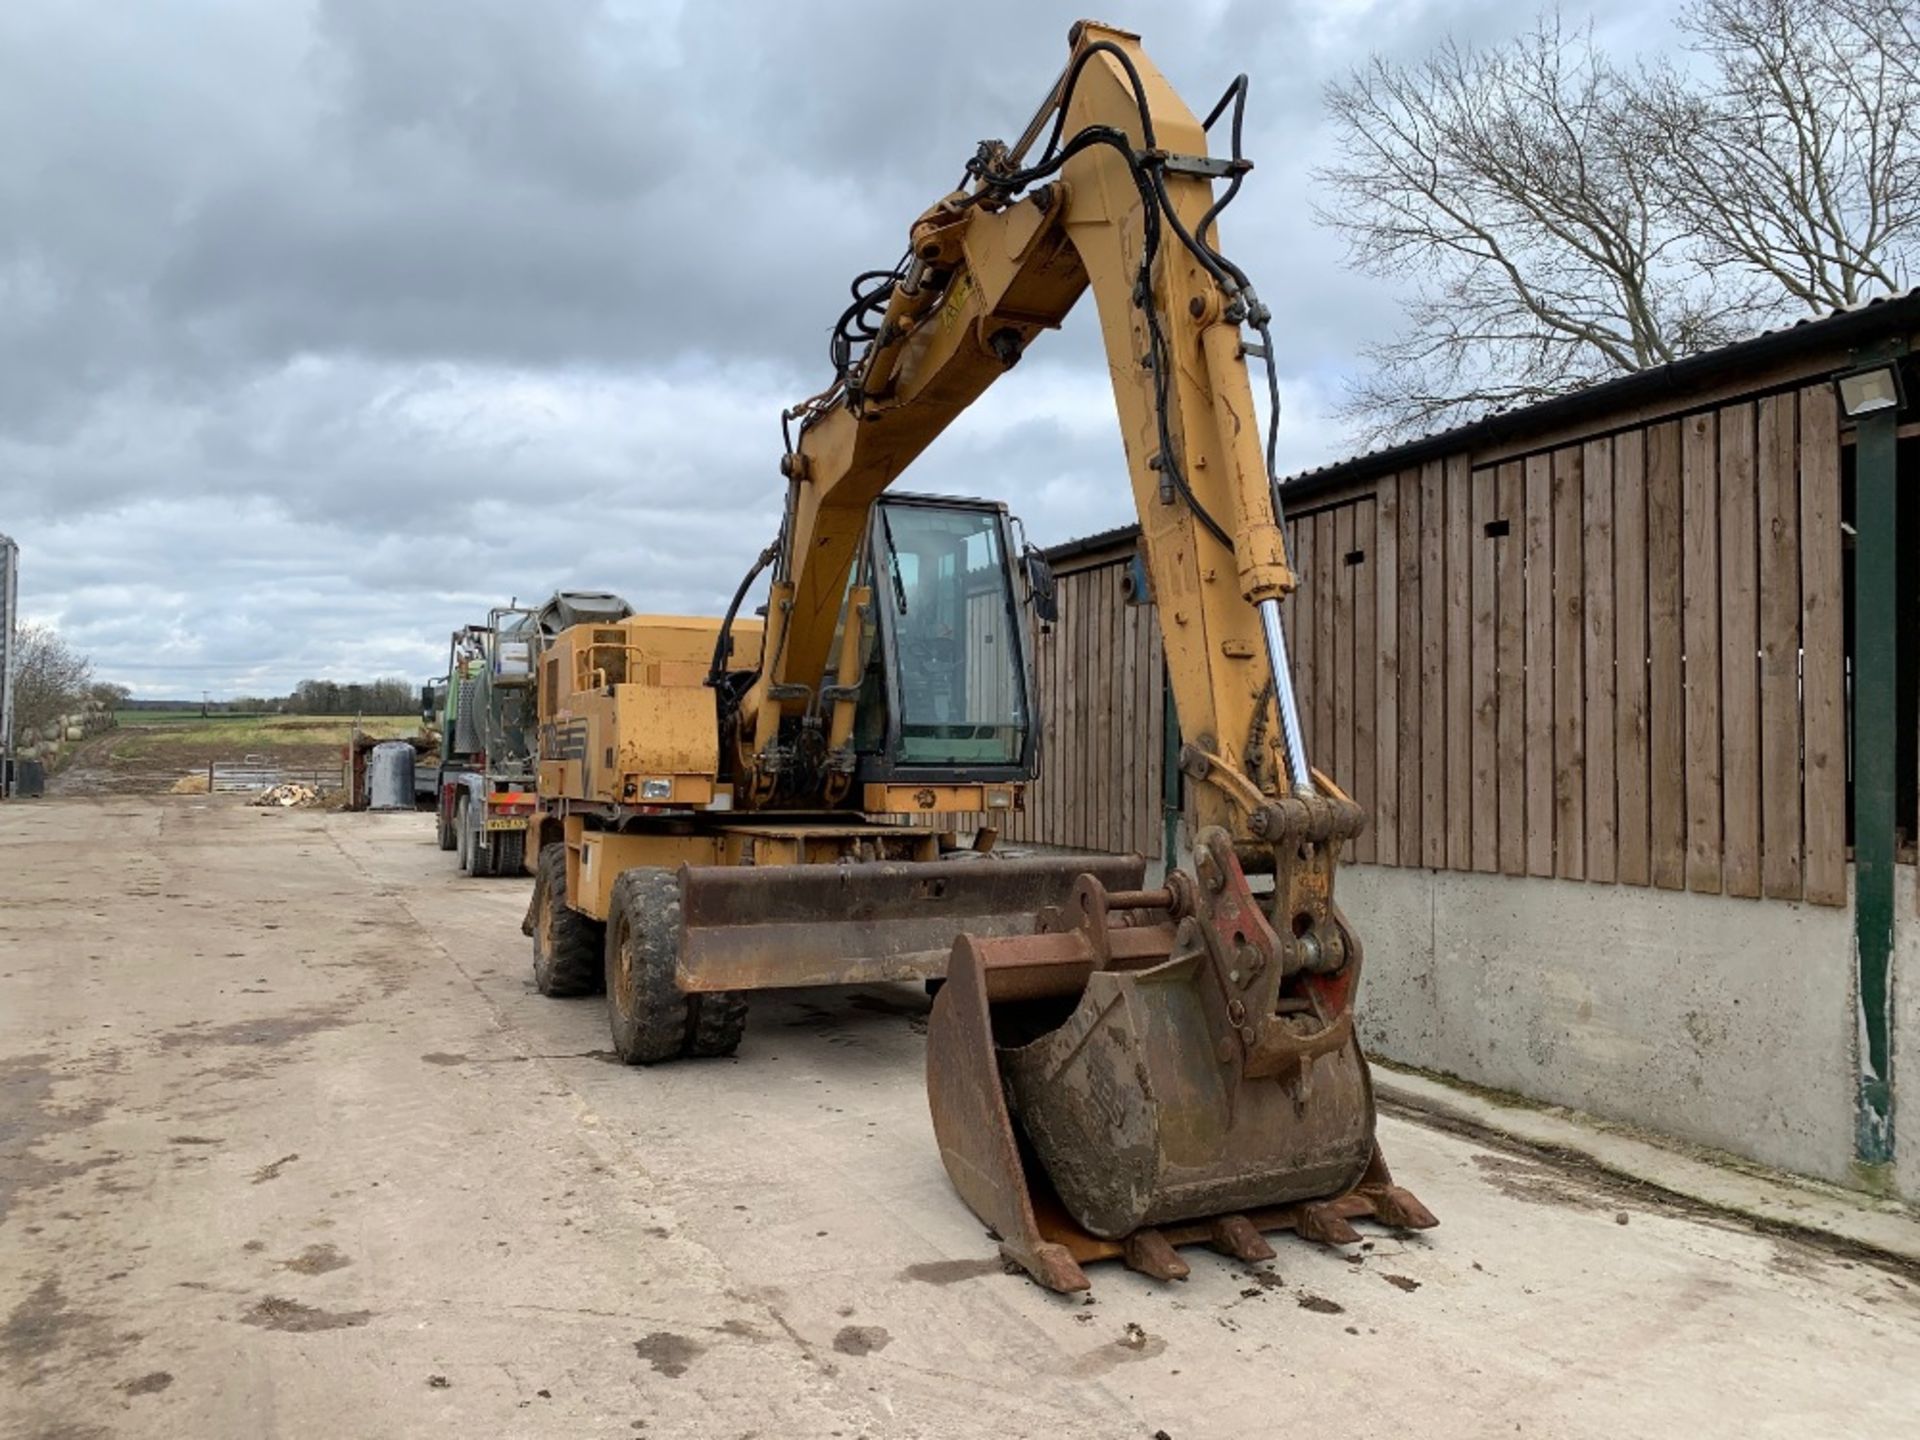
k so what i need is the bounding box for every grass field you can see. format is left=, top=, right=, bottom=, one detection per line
left=47, top=714, right=425, bottom=794
left=106, top=713, right=418, bottom=756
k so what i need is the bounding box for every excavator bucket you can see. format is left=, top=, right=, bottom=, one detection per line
left=926, top=818, right=1435, bottom=1292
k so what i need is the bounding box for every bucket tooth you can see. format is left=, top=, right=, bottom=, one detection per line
left=1355, top=1143, right=1439, bottom=1231
left=1297, top=1203, right=1364, bottom=1247
left=1209, top=1214, right=1276, bottom=1263
left=1368, top=1185, right=1438, bottom=1231
left=1003, top=1241, right=1090, bottom=1294
left=1122, top=1229, right=1189, bottom=1282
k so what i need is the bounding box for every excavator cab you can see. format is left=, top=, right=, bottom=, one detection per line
left=851, top=496, right=1036, bottom=787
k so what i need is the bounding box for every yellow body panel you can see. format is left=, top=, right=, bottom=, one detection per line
left=540, top=616, right=759, bottom=808
left=862, top=782, right=1019, bottom=816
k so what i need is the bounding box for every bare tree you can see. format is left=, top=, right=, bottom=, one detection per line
left=13, top=624, right=93, bottom=739
left=1641, top=0, right=1920, bottom=310
left=1320, top=3, right=1920, bottom=442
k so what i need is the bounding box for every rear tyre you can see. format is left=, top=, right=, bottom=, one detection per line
left=455, top=796, right=475, bottom=874
left=531, top=844, right=603, bottom=997
left=492, top=828, right=526, bottom=877
left=604, top=869, right=748, bottom=1064
left=687, top=993, right=748, bottom=1058
left=436, top=792, right=457, bottom=851
left=458, top=795, right=497, bottom=877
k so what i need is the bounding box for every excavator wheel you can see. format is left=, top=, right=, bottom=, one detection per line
left=604, top=867, right=747, bottom=1064
left=530, top=843, right=603, bottom=997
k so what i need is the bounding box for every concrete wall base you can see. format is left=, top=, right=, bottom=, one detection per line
left=1341, top=862, right=1917, bottom=1199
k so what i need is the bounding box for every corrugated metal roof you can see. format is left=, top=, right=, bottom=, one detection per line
left=1042, top=521, right=1139, bottom=564
left=1280, top=288, right=1920, bottom=500
left=1042, top=288, right=1919, bottom=559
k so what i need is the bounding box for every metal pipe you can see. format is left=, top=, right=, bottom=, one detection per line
left=1257, top=597, right=1313, bottom=796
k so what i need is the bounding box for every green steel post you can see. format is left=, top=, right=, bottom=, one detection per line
left=1853, top=402, right=1898, bottom=1166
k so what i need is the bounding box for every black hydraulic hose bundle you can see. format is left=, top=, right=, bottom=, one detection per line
left=734, top=49, right=1294, bottom=704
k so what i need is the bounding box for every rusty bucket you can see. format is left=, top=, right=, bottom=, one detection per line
left=925, top=826, right=1435, bottom=1291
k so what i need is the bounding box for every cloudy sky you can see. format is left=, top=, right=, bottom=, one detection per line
left=1, top=0, right=1675, bottom=699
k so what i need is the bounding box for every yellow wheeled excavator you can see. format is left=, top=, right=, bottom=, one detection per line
left=529, top=17, right=1433, bottom=1289
left=765, top=19, right=1434, bottom=1290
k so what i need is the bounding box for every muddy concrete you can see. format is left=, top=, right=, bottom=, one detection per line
left=3, top=796, right=1919, bottom=1439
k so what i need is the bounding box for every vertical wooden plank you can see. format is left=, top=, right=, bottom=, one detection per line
left=1398, top=473, right=1423, bottom=864
left=1583, top=436, right=1617, bottom=884
left=1353, top=500, right=1378, bottom=864
left=1315, top=509, right=1337, bottom=777
left=1051, top=573, right=1069, bottom=846
left=1291, top=519, right=1314, bottom=763
left=1121, top=595, right=1128, bottom=856
left=1089, top=578, right=1103, bottom=846
left=1148, top=620, right=1167, bottom=862
left=1552, top=445, right=1587, bottom=880
left=1094, top=575, right=1113, bottom=852
left=1104, top=575, right=1121, bottom=849
left=1141, top=592, right=1158, bottom=856
left=1758, top=392, right=1804, bottom=899
left=1142, top=591, right=1159, bottom=857
left=1041, top=584, right=1059, bottom=845
left=1097, top=577, right=1114, bottom=850
left=1083, top=572, right=1098, bottom=851
left=1682, top=409, right=1723, bottom=895
left=1613, top=428, right=1651, bottom=888
left=1719, top=401, right=1762, bottom=898
left=1799, top=383, right=1846, bottom=905
left=1524, top=452, right=1556, bottom=878
left=1446, top=455, right=1473, bottom=870
left=1647, top=421, right=1688, bottom=888
left=1470, top=466, right=1499, bottom=872
left=1052, top=575, right=1068, bottom=847
left=1075, top=568, right=1090, bottom=852
left=1420, top=460, right=1448, bottom=869
left=1123, top=592, right=1140, bottom=855
left=1495, top=460, right=1527, bottom=876
left=1334, top=503, right=1356, bottom=810
left=1374, top=482, right=1400, bottom=866
left=1050, top=597, right=1066, bottom=844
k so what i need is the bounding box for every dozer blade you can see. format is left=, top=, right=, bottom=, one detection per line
left=925, top=826, right=1436, bottom=1292
left=674, top=853, right=1145, bottom=993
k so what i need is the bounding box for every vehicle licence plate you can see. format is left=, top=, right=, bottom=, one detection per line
left=484, top=817, right=527, bottom=832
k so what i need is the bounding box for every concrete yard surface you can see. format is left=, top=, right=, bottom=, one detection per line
left=4, top=797, right=1919, bottom=1439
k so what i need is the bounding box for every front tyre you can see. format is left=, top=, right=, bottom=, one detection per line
left=604, top=869, right=747, bottom=1064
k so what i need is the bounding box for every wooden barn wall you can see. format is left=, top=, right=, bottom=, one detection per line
left=1287, top=382, right=1850, bottom=905
left=1019, top=558, right=1166, bottom=858
left=918, top=385, right=1867, bottom=902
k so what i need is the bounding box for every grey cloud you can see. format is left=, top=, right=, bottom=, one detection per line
left=1, top=0, right=1639, bottom=697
